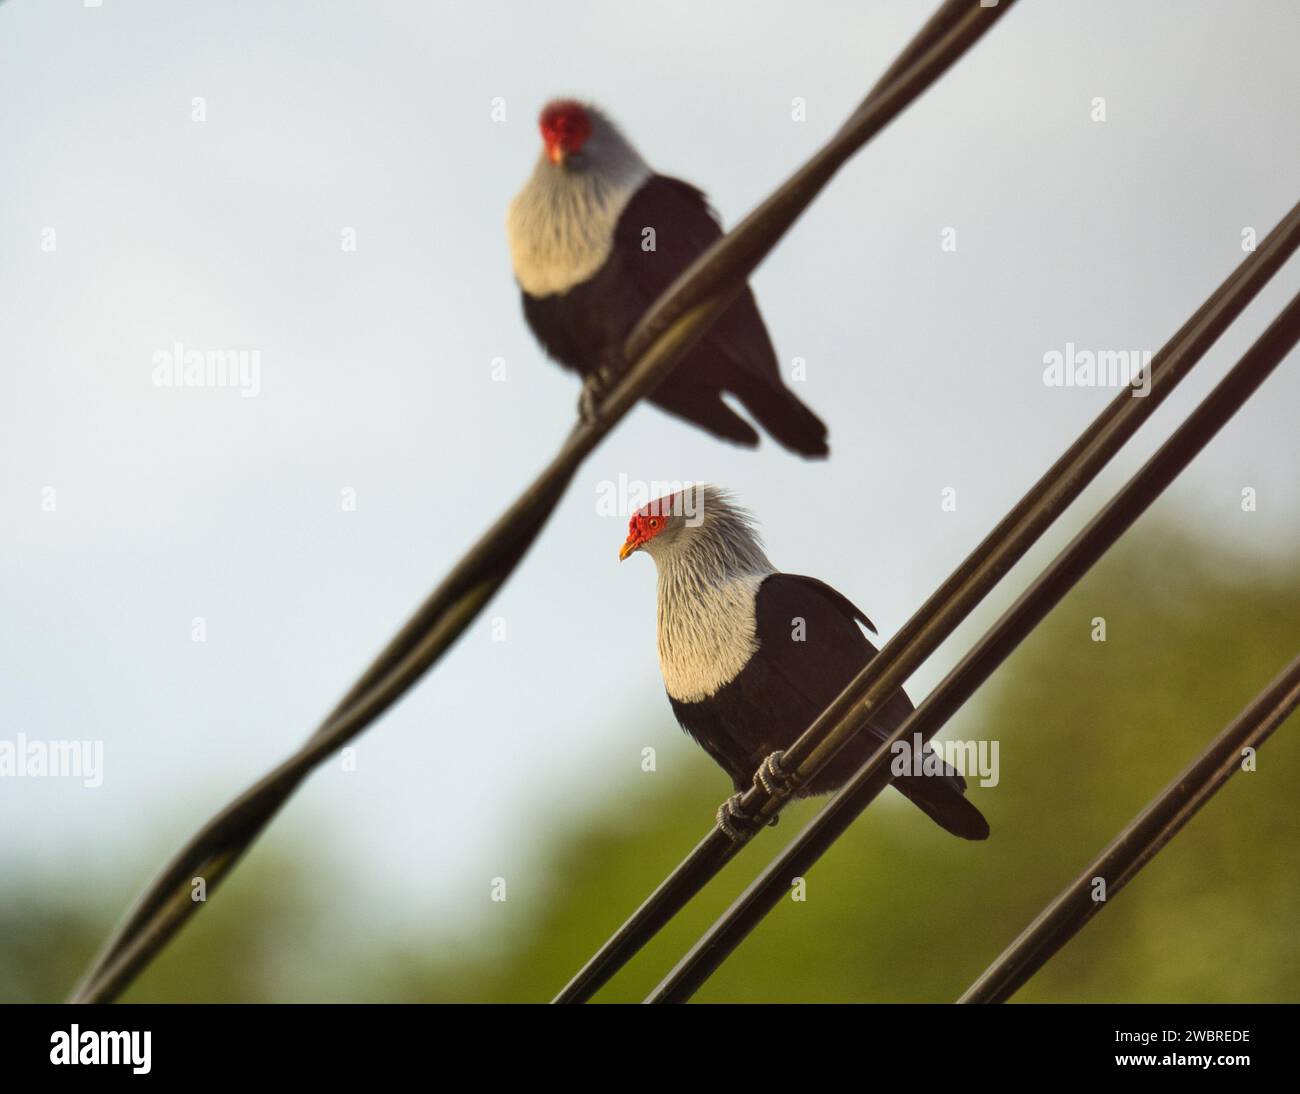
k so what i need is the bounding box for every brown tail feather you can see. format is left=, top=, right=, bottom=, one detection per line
left=730, top=376, right=829, bottom=458
left=653, top=389, right=761, bottom=447
left=894, top=776, right=991, bottom=841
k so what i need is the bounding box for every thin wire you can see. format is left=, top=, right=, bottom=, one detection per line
left=958, top=651, right=1300, bottom=1004
left=624, top=0, right=990, bottom=360
left=553, top=197, right=1300, bottom=1003
left=68, top=0, right=1013, bottom=1006
left=645, top=290, right=1300, bottom=1002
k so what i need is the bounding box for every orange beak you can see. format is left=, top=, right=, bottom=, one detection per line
left=547, top=143, right=568, bottom=166
left=619, top=538, right=639, bottom=562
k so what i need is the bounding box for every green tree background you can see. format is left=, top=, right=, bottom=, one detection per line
left=4, top=523, right=1297, bottom=1003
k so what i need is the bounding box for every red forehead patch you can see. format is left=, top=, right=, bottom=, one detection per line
left=626, top=494, right=678, bottom=544
left=539, top=100, right=592, bottom=153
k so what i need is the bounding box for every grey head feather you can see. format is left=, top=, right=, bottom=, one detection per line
left=639, top=485, right=776, bottom=703
left=506, top=103, right=653, bottom=297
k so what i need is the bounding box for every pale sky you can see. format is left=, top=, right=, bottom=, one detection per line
left=2, top=0, right=1298, bottom=945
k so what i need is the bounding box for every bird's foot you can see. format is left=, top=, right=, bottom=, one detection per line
left=715, top=793, right=754, bottom=842
left=714, top=792, right=779, bottom=843
left=754, top=750, right=799, bottom=800
left=577, top=363, right=622, bottom=426
left=577, top=376, right=602, bottom=424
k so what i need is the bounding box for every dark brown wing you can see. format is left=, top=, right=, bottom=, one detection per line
left=612, top=177, right=829, bottom=455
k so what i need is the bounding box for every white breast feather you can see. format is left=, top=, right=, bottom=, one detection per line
left=506, top=158, right=651, bottom=297
left=657, top=573, right=766, bottom=704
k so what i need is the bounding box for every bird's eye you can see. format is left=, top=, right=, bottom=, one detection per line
left=649, top=518, right=659, bottom=529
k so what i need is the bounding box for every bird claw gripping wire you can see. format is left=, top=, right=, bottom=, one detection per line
left=577, top=361, right=621, bottom=424
left=715, top=760, right=791, bottom=842
left=715, top=793, right=764, bottom=842
left=754, top=750, right=798, bottom=800
left=715, top=751, right=798, bottom=840
left=577, top=377, right=603, bottom=424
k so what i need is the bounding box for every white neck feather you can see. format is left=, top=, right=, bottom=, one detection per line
left=649, top=496, right=775, bottom=703
left=506, top=117, right=652, bottom=297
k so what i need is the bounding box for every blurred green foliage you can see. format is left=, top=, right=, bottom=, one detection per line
left=3, top=524, right=1297, bottom=1003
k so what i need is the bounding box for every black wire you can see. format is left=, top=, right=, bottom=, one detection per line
left=553, top=198, right=1300, bottom=1003
left=958, top=651, right=1300, bottom=1004
left=645, top=290, right=1300, bottom=1003
left=68, top=0, right=1014, bottom=1007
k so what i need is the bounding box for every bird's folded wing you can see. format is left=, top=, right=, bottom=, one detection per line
left=614, top=175, right=782, bottom=381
